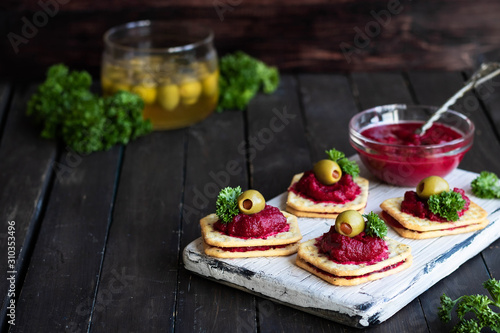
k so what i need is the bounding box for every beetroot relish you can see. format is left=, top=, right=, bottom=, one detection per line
left=401, top=188, right=470, bottom=222
left=217, top=244, right=289, bottom=252
left=291, top=171, right=361, bottom=203
left=214, top=205, right=289, bottom=239
left=316, top=226, right=388, bottom=265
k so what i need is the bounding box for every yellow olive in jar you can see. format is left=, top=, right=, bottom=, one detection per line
left=237, top=190, right=266, bottom=215
left=335, top=210, right=365, bottom=237
left=416, top=176, right=450, bottom=199
left=201, top=71, right=219, bottom=97
left=313, top=159, right=342, bottom=185
left=131, top=84, right=157, bottom=105
left=179, top=80, right=202, bottom=105
left=157, top=84, right=180, bottom=111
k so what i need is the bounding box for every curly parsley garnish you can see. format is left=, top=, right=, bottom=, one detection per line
left=325, top=148, right=360, bottom=178
left=363, top=212, right=387, bottom=239
left=428, top=190, right=465, bottom=221
left=438, top=278, right=500, bottom=333
left=471, top=171, right=500, bottom=199
left=27, top=64, right=152, bottom=153
left=215, top=186, right=242, bottom=224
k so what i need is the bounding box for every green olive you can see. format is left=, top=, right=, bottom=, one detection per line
left=237, top=190, right=266, bottom=215
left=313, top=159, right=342, bottom=185
left=335, top=210, right=365, bottom=237
left=416, top=176, right=450, bottom=199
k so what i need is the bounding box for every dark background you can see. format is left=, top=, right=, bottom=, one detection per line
left=2, top=0, right=500, bottom=80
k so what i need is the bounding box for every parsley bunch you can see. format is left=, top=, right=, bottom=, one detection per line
left=215, top=186, right=242, bottom=224
left=217, top=51, right=279, bottom=112
left=471, top=171, right=500, bottom=199
left=428, top=190, right=465, bottom=221
left=27, top=64, right=152, bottom=153
left=363, top=212, right=387, bottom=238
left=325, top=148, right=360, bottom=178
left=438, top=278, right=500, bottom=333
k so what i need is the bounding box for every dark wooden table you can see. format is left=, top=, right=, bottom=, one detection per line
left=1, top=71, right=499, bottom=332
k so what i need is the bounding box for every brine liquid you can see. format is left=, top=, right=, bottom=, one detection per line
left=101, top=55, right=219, bottom=130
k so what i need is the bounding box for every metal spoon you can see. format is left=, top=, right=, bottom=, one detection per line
left=416, top=62, right=500, bottom=135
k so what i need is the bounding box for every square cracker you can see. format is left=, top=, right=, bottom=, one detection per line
left=202, top=240, right=299, bottom=258
left=296, top=237, right=412, bottom=286
left=296, top=237, right=411, bottom=277
left=296, top=255, right=413, bottom=286
left=200, top=211, right=302, bottom=248
left=380, top=197, right=489, bottom=232
left=382, top=216, right=489, bottom=239
left=285, top=205, right=364, bottom=219
left=286, top=173, right=369, bottom=214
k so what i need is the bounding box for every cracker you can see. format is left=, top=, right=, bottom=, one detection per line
left=286, top=173, right=369, bottom=213
left=296, top=237, right=411, bottom=277
left=285, top=205, right=364, bottom=219
left=380, top=197, right=489, bottom=232
left=296, top=255, right=413, bottom=286
left=200, top=211, right=302, bottom=248
left=203, top=240, right=300, bottom=258
left=381, top=213, right=489, bottom=239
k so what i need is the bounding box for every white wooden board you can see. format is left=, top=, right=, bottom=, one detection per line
left=183, top=162, right=500, bottom=328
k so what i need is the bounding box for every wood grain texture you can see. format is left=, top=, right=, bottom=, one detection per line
left=297, top=74, right=358, bottom=161
left=350, top=72, right=413, bottom=109
left=246, top=75, right=311, bottom=200
left=176, top=112, right=257, bottom=333
left=88, top=131, right=185, bottom=332
left=0, top=84, right=57, bottom=329
left=11, top=146, right=121, bottom=332
left=3, top=1, right=500, bottom=80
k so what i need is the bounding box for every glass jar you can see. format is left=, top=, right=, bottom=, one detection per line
left=101, top=20, right=219, bottom=130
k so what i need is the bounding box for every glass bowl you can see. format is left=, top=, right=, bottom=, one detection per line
left=349, top=104, right=474, bottom=187
left=101, top=20, right=219, bottom=130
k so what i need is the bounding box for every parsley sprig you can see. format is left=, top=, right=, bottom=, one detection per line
left=215, top=186, right=242, bottom=224
left=438, top=278, right=500, bottom=333
left=325, top=148, right=360, bottom=178
left=363, top=212, right=387, bottom=239
left=428, top=190, right=465, bottom=221
left=471, top=171, right=500, bottom=199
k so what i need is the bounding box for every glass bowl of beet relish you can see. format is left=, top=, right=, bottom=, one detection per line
left=349, top=104, right=474, bottom=187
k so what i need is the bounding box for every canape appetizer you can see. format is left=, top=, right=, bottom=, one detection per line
left=380, top=176, right=489, bottom=239
left=200, top=187, right=302, bottom=258
left=286, top=148, right=369, bottom=218
left=296, top=211, right=412, bottom=286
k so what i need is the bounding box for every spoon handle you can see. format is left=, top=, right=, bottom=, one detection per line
left=416, top=63, right=500, bottom=135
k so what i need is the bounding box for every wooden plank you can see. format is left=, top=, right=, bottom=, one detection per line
left=246, top=75, right=312, bottom=199
left=10, top=146, right=121, bottom=332
left=175, top=112, right=256, bottom=333
left=0, top=84, right=57, bottom=329
left=5, top=0, right=500, bottom=80
left=297, top=74, right=359, bottom=160
left=0, top=82, right=11, bottom=136
left=350, top=72, right=413, bottom=109
left=87, top=130, right=185, bottom=332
